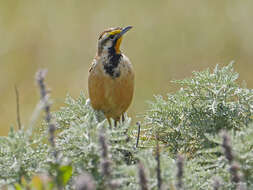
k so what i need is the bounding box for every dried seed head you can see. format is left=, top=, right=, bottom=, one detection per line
left=222, top=132, right=234, bottom=163
left=176, top=154, right=184, bottom=189
left=99, top=132, right=108, bottom=159
left=212, top=177, right=222, bottom=190
left=35, top=69, right=57, bottom=160
left=138, top=162, right=149, bottom=190
left=230, top=162, right=240, bottom=184
left=75, top=173, right=95, bottom=190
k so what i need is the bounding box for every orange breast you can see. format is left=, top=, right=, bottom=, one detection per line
left=88, top=56, right=134, bottom=120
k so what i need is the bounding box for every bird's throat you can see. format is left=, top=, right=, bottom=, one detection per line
left=103, top=52, right=122, bottom=79
left=114, top=37, right=122, bottom=54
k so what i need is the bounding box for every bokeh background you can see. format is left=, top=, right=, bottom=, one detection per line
left=1, top=0, right=253, bottom=135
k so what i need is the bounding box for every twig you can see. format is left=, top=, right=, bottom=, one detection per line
left=14, top=85, right=22, bottom=130
left=35, top=69, right=58, bottom=160
left=136, top=122, right=141, bottom=148
left=176, top=154, right=184, bottom=190
left=156, top=141, right=162, bottom=190
left=138, top=162, right=149, bottom=190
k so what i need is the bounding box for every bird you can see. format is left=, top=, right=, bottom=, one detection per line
left=88, top=26, right=134, bottom=127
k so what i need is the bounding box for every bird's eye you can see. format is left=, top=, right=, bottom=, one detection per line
left=109, top=35, right=114, bottom=39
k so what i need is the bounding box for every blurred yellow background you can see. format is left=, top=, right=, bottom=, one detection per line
left=1, top=0, right=253, bottom=135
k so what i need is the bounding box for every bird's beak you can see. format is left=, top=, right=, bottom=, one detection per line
left=116, top=26, right=133, bottom=39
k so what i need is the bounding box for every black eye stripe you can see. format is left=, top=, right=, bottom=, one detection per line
left=108, top=35, right=115, bottom=39
left=100, top=34, right=118, bottom=47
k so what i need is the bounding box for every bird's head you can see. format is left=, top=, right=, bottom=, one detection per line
left=97, top=26, right=132, bottom=55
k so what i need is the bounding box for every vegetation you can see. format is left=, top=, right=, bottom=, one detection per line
left=0, top=63, right=252, bottom=189
left=144, top=62, right=252, bottom=157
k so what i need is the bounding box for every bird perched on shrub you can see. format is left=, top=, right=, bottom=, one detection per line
left=88, top=26, right=134, bottom=127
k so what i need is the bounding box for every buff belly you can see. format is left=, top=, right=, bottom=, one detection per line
left=88, top=59, right=134, bottom=121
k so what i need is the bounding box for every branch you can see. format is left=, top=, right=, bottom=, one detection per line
left=136, top=122, right=141, bottom=148
left=14, top=85, right=22, bottom=130
left=156, top=141, right=162, bottom=190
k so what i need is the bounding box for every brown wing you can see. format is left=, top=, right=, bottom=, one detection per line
left=89, top=58, right=97, bottom=73
left=88, top=58, right=106, bottom=111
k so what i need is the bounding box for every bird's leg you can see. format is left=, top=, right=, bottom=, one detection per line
left=114, top=116, right=121, bottom=127
left=122, top=113, right=125, bottom=123
left=114, top=120, right=118, bottom=128
left=107, top=118, right=112, bottom=129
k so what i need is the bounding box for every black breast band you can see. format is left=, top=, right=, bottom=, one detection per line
left=103, top=43, right=122, bottom=78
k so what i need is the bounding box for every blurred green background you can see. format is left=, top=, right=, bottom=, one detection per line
left=0, top=0, right=253, bottom=135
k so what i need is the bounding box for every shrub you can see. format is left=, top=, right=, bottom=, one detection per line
left=144, top=62, right=253, bottom=157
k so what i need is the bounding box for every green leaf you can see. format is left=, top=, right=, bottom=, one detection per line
left=14, top=184, right=23, bottom=190
left=57, top=165, right=73, bottom=186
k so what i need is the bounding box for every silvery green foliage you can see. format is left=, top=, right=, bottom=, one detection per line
left=0, top=93, right=137, bottom=189
left=203, top=125, right=253, bottom=189
left=0, top=127, right=49, bottom=186
left=182, top=125, right=253, bottom=189
left=0, top=100, right=50, bottom=187
left=53, top=93, right=137, bottom=189
left=145, top=63, right=253, bottom=156
left=126, top=125, right=253, bottom=190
